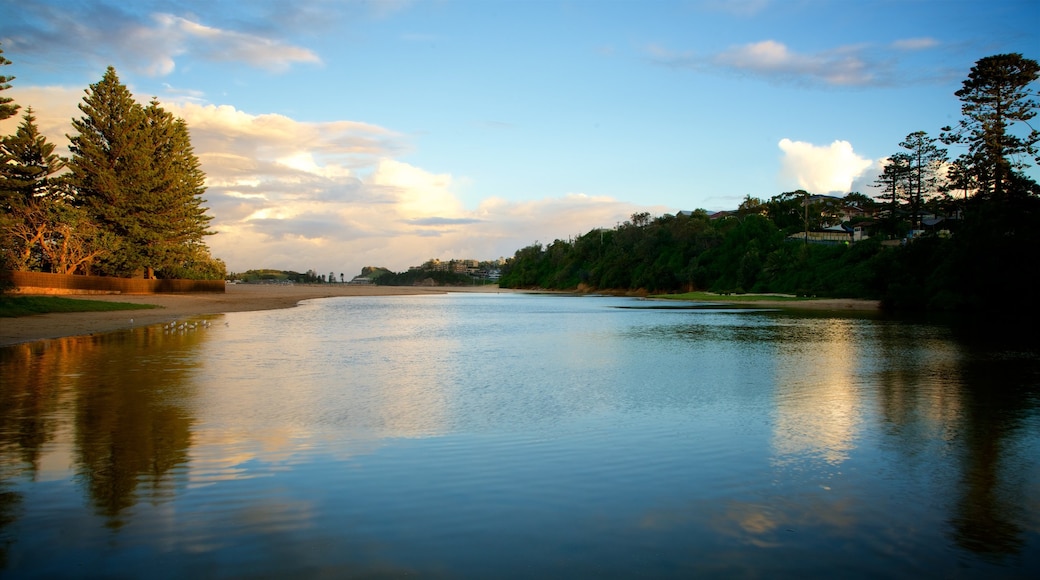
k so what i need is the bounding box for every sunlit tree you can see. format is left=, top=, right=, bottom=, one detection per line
left=68, top=67, right=215, bottom=278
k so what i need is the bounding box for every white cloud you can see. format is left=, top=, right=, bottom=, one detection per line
left=0, top=86, right=82, bottom=157
left=4, top=6, right=320, bottom=77
left=777, top=138, right=874, bottom=194
left=891, top=37, right=939, bottom=51
left=149, top=13, right=321, bottom=73
left=715, top=40, right=873, bottom=86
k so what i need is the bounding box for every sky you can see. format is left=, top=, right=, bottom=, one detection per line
left=1, top=0, right=1038, bottom=277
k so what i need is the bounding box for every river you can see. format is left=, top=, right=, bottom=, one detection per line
left=1, top=293, right=1038, bottom=577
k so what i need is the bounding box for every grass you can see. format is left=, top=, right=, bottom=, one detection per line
left=0, top=295, right=160, bottom=317
left=651, top=291, right=810, bottom=302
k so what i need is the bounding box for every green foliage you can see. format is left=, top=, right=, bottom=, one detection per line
left=373, top=269, right=484, bottom=286
left=0, top=43, right=18, bottom=121
left=654, top=291, right=807, bottom=303
left=497, top=53, right=1039, bottom=316
left=231, top=269, right=321, bottom=283
left=0, top=295, right=158, bottom=317
left=0, top=109, right=107, bottom=274
left=941, top=53, right=1040, bottom=201
left=66, top=67, right=216, bottom=279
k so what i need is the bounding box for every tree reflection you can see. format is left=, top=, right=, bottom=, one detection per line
left=0, top=326, right=203, bottom=530
left=1, top=340, right=71, bottom=567
left=873, top=321, right=1040, bottom=560
left=949, top=352, right=1038, bottom=559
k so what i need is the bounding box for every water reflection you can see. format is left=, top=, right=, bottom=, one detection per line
left=772, top=317, right=863, bottom=467
left=1, top=297, right=1038, bottom=576
left=0, top=322, right=212, bottom=529
left=948, top=350, right=1040, bottom=558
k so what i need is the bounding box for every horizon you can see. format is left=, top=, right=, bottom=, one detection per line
left=2, top=0, right=1038, bottom=276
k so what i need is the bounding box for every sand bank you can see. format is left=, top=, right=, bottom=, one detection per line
left=0, top=284, right=504, bottom=346
left=0, top=284, right=880, bottom=347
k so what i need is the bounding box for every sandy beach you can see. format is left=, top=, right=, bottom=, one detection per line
left=0, top=284, right=508, bottom=347
left=0, top=284, right=880, bottom=347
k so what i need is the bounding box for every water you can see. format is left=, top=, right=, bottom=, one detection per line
left=1, top=293, right=1038, bottom=578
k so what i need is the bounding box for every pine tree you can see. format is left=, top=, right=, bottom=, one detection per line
left=139, top=100, right=214, bottom=277
left=941, top=53, right=1039, bottom=201
left=2, top=108, right=62, bottom=270
left=0, top=43, right=19, bottom=121
left=1, top=107, right=65, bottom=206
left=897, top=131, right=948, bottom=230
left=67, top=67, right=151, bottom=276
left=939, top=54, right=1040, bottom=312
left=67, top=68, right=216, bottom=278
left=873, top=153, right=910, bottom=236
left=0, top=109, right=107, bottom=273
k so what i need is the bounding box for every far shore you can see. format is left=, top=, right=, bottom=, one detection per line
left=0, top=284, right=881, bottom=347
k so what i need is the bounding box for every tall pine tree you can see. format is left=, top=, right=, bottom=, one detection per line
left=940, top=54, right=1040, bottom=313
left=0, top=108, right=107, bottom=273
left=897, top=131, right=948, bottom=230
left=139, top=99, right=213, bottom=277
left=0, top=43, right=18, bottom=121
left=1, top=107, right=65, bottom=205
left=67, top=67, right=215, bottom=278
left=941, top=53, right=1039, bottom=201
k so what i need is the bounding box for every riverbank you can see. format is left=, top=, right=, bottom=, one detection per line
left=0, top=285, right=881, bottom=346
left=0, top=284, right=507, bottom=346
left=668, top=295, right=882, bottom=311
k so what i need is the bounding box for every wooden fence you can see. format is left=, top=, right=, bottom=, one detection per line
left=0, top=270, right=225, bottom=294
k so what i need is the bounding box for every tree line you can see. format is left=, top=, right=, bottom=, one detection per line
left=499, top=54, right=1040, bottom=313
left=1, top=45, right=224, bottom=281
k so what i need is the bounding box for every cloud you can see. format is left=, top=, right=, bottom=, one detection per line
left=1, top=84, right=655, bottom=275
left=149, top=13, right=321, bottom=74
left=891, top=37, right=939, bottom=51
left=647, top=36, right=951, bottom=87
left=714, top=40, right=874, bottom=86
left=3, top=4, right=319, bottom=76
left=777, top=138, right=874, bottom=194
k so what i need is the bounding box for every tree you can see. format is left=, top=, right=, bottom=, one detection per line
left=0, top=43, right=21, bottom=271
left=138, top=99, right=214, bottom=277
left=941, top=53, right=1039, bottom=201
left=766, top=190, right=810, bottom=235
left=0, top=109, right=86, bottom=271
left=737, top=195, right=765, bottom=218
left=873, top=153, right=911, bottom=236
left=1, top=107, right=65, bottom=207
left=0, top=43, right=18, bottom=121
left=946, top=156, right=978, bottom=201
left=67, top=67, right=150, bottom=276
left=898, top=131, right=948, bottom=229
left=67, top=67, right=215, bottom=278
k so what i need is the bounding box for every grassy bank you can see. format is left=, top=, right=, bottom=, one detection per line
left=0, top=296, right=159, bottom=317
left=652, top=291, right=810, bottom=303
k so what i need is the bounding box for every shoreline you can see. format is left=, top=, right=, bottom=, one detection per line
left=0, top=284, right=507, bottom=347
left=0, top=285, right=881, bottom=347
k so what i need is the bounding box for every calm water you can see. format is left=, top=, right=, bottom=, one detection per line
left=1, top=293, right=1038, bottom=578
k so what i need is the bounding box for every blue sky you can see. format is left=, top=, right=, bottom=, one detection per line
left=2, top=0, right=1038, bottom=276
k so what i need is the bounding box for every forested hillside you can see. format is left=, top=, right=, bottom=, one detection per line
left=501, top=54, right=1040, bottom=314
